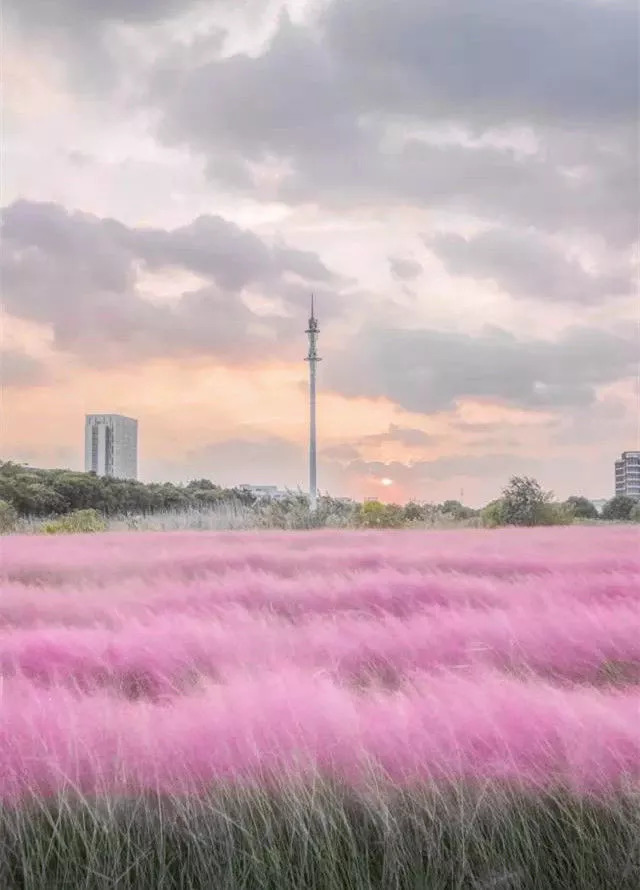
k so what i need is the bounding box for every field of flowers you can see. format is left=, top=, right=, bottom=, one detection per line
left=1, top=526, right=639, bottom=889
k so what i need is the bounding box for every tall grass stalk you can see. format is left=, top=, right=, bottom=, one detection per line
left=2, top=781, right=638, bottom=890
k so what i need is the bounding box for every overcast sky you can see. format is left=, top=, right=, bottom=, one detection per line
left=2, top=0, right=639, bottom=505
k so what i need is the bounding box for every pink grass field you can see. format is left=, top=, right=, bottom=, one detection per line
left=1, top=526, right=639, bottom=800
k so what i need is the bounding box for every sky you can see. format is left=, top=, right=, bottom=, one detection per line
left=2, top=0, right=639, bottom=506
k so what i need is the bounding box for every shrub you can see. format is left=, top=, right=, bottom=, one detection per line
left=602, top=495, right=637, bottom=522
left=481, top=499, right=505, bottom=528
left=630, top=503, right=640, bottom=523
left=42, top=509, right=108, bottom=535
left=535, top=502, right=573, bottom=526
left=357, top=500, right=404, bottom=528
left=0, top=498, right=18, bottom=533
left=564, top=496, right=599, bottom=521
left=440, top=500, right=477, bottom=521
left=402, top=501, right=427, bottom=523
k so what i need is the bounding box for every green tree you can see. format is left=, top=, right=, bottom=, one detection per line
left=630, top=503, right=640, bottom=523
left=0, top=499, right=18, bottom=533
left=402, top=501, right=427, bottom=523
left=50, top=472, right=104, bottom=513
left=602, top=495, right=637, bottom=522
left=481, top=499, right=505, bottom=528
left=186, top=479, right=218, bottom=491
left=564, top=496, right=599, bottom=520
left=440, top=499, right=477, bottom=520
left=500, top=476, right=551, bottom=527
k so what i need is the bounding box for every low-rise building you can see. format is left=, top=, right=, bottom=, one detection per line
left=238, top=484, right=290, bottom=501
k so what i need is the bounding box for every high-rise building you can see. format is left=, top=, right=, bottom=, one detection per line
left=85, top=414, right=138, bottom=480
left=614, top=451, right=640, bottom=499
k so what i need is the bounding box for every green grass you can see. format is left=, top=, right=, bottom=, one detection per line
left=1, top=781, right=638, bottom=889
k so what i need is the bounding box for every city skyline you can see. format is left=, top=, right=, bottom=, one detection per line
left=2, top=0, right=638, bottom=506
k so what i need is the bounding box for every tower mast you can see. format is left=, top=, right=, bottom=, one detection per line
left=305, top=294, right=321, bottom=510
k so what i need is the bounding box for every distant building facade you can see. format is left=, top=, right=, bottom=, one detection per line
left=614, top=451, right=640, bottom=499
left=85, top=414, right=138, bottom=480
left=239, top=484, right=289, bottom=501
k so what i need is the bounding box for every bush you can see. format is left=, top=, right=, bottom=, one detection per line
left=440, top=500, right=477, bottom=521
left=402, top=501, right=428, bottom=523
left=357, top=500, right=404, bottom=529
left=601, top=495, right=637, bottom=522
left=0, top=498, right=18, bottom=533
left=254, top=494, right=357, bottom=531
left=42, top=509, right=108, bottom=535
left=536, top=502, right=573, bottom=526
left=630, top=503, right=640, bottom=523
left=564, top=496, right=599, bottom=521
left=481, top=499, right=505, bottom=528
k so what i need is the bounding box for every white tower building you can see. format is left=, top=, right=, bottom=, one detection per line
left=85, top=414, right=138, bottom=480
left=305, top=296, right=321, bottom=509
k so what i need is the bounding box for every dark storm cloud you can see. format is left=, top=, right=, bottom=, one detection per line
left=427, top=229, right=632, bottom=304
left=389, top=257, right=423, bottom=282
left=0, top=200, right=341, bottom=364
left=325, top=325, right=638, bottom=413
left=0, top=349, right=48, bottom=388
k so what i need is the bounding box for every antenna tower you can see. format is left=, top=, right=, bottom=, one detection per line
left=305, top=295, right=321, bottom=510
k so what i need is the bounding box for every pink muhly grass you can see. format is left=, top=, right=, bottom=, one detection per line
left=0, top=526, right=638, bottom=802
left=1, top=601, right=639, bottom=692
left=1, top=670, right=638, bottom=801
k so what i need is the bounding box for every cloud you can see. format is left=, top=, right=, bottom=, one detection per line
left=326, top=325, right=638, bottom=413
left=361, top=424, right=436, bottom=448
left=427, top=229, right=631, bottom=304
left=149, top=3, right=638, bottom=251
left=320, top=443, right=361, bottom=463
left=389, top=256, right=422, bottom=282
left=10, top=0, right=194, bottom=27
left=0, top=349, right=48, bottom=387
left=325, top=0, right=637, bottom=124
left=1, top=200, right=342, bottom=364
left=149, top=434, right=350, bottom=493
left=179, top=436, right=306, bottom=488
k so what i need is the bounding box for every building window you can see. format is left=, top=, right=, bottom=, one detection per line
left=91, top=425, right=99, bottom=472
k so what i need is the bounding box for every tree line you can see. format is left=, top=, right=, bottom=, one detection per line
left=0, top=462, right=255, bottom=519
left=0, top=462, right=638, bottom=531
